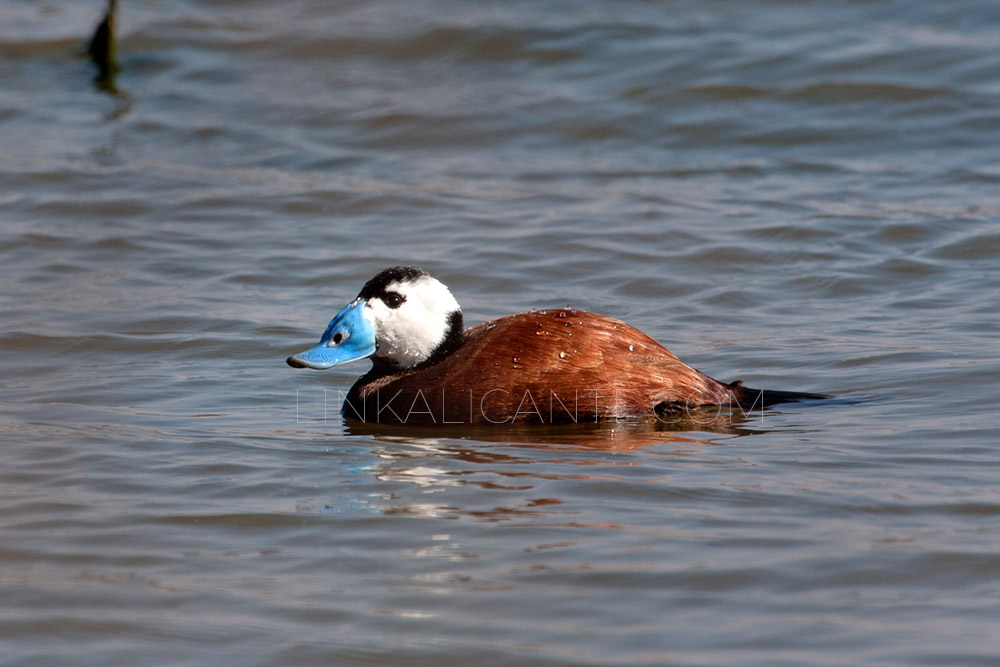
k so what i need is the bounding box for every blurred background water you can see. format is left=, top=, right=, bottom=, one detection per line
left=2, top=1, right=999, bottom=664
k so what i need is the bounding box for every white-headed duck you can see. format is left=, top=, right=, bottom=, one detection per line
left=287, top=266, right=825, bottom=425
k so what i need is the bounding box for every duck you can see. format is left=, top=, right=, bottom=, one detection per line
left=287, top=266, right=826, bottom=425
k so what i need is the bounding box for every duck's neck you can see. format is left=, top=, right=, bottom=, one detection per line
left=371, top=310, right=466, bottom=376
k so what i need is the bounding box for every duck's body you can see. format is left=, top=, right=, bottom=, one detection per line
left=345, top=310, right=750, bottom=425
left=287, top=267, right=825, bottom=425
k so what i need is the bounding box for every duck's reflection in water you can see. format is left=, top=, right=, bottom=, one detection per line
left=347, top=406, right=765, bottom=449
left=341, top=410, right=772, bottom=523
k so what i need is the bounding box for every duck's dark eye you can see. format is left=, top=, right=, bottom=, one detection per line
left=383, top=292, right=405, bottom=309
left=332, top=332, right=343, bottom=345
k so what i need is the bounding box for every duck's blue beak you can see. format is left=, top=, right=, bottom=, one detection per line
left=286, top=298, right=376, bottom=370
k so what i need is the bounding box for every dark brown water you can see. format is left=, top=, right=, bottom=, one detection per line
left=2, top=1, right=999, bottom=665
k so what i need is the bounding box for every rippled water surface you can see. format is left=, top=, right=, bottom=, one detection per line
left=3, top=1, right=999, bottom=664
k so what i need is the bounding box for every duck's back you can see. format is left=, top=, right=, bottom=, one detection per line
left=345, top=309, right=738, bottom=425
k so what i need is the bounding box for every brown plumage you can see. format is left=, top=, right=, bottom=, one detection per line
left=344, top=309, right=799, bottom=425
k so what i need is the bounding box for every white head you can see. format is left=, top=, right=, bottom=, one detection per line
left=359, top=267, right=463, bottom=369
left=286, top=267, right=465, bottom=372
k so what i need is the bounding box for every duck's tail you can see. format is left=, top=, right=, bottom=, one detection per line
left=729, top=380, right=829, bottom=409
